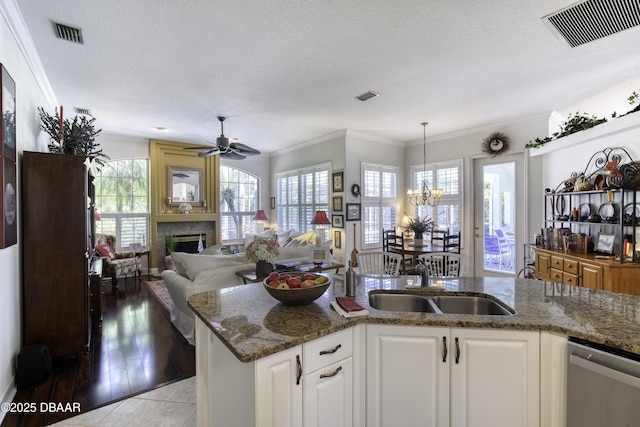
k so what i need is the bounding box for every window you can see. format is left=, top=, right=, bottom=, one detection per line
left=362, top=163, right=398, bottom=249
left=94, top=159, right=149, bottom=250
left=220, top=166, right=259, bottom=242
left=411, top=159, right=462, bottom=234
left=276, top=163, right=330, bottom=233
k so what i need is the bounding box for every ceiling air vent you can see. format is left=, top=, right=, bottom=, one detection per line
left=355, top=91, right=380, bottom=101
left=53, top=22, right=84, bottom=44
left=545, top=0, right=640, bottom=47
left=74, top=107, right=91, bottom=115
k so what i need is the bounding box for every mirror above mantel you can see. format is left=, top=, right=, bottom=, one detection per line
left=169, top=166, right=204, bottom=206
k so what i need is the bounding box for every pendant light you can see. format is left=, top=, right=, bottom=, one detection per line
left=407, top=122, right=442, bottom=207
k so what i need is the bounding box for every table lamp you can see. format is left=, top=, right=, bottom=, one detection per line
left=310, top=210, right=331, bottom=247
left=253, top=209, right=269, bottom=233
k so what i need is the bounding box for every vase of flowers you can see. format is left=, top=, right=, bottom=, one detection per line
left=246, top=237, right=280, bottom=277
left=405, top=215, right=433, bottom=242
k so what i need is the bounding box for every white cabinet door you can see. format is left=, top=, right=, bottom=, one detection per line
left=304, top=357, right=353, bottom=427
left=367, top=324, right=450, bottom=427
left=256, top=346, right=303, bottom=427
left=450, top=328, right=540, bottom=427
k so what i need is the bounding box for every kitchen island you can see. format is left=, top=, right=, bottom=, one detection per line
left=188, top=276, right=640, bottom=427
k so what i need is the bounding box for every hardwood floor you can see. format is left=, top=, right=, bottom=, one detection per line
left=2, top=277, right=195, bottom=427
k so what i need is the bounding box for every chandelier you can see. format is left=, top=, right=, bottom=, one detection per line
left=407, top=122, right=442, bottom=207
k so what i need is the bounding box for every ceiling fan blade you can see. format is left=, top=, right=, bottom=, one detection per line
left=183, top=145, right=216, bottom=150
left=230, top=142, right=261, bottom=156
left=197, top=148, right=221, bottom=158
left=220, top=151, right=247, bottom=160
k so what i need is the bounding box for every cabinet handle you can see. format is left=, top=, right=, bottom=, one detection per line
left=320, top=366, right=342, bottom=379
left=442, top=337, right=448, bottom=363
left=455, top=337, right=460, bottom=364
left=319, top=344, right=342, bottom=355
left=296, top=355, right=302, bottom=385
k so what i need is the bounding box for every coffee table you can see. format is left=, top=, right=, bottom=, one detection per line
left=235, top=262, right=344, bottom=284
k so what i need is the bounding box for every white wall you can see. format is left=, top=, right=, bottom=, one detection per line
left=403, top=114, right=550, bottom=275
left=0, top=0, right=55, bottom=417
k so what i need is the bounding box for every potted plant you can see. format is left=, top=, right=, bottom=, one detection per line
left=405, top=215, right=433, bottom=241
left=38, top=107, right=109, bottom=166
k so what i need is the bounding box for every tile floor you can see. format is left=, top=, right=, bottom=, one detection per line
left=49, top=376, right=196, bottom=426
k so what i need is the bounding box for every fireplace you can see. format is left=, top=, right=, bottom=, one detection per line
left=156, top=221, right=215, bottom=271
left=170, top=234, right=206, bottom=254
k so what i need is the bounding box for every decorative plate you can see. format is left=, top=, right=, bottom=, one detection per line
left=598, top=202, right=615, bottom=221
left=623, top=203, right=640, bottom=225
left=555, top=196, right=566, bottom=216
left=578, top=203, right=590, bottom=221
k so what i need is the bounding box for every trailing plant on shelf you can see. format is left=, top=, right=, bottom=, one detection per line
left=38, top=107, right=109, bottom=165
left=525, top=111, right=608, bottom=149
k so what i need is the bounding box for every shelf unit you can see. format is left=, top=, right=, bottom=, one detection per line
left=543, top=188, right=638, bottom=263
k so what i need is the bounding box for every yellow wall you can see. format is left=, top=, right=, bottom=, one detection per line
left=149, top=139, right=220, bottom=268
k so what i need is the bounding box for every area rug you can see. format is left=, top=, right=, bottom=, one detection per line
left=146, top=280, right=172, bottom=312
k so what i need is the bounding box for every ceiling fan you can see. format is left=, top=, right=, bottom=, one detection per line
left=185, top=116, right=261, bottom=160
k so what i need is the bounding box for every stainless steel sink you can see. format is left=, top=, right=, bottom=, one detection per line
left=368, top=292, right=514, bottom=316
left=368, top=293, right=438, bottom=313
left=431, top=296, right=514, bottom=315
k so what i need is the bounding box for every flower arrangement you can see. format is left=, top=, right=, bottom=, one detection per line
left=405, top=214, right=433, bottom=238
left=245, top=237, right=279, bottom=263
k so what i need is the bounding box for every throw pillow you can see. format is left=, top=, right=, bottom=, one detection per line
left=95, top=243, right=116, bottom=260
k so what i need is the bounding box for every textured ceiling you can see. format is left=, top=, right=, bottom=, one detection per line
left=14, top=0, right=640, bottom=153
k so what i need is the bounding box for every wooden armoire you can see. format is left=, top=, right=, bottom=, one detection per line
left=22, top=151, right=93, bottom=358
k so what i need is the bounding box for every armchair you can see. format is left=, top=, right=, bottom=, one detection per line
left=95, top=234, right=142, bottom=292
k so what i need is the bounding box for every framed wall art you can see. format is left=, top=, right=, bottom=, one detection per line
left=332, top=171, right=344, bottom=192
left=346, top=203, right=361, bottom=221
left=332, top=214, right=344, bottom=228
left=1, top=157, right=17, bottom=248
left=270, top=197, right=276, bottom=209
left=595, top=232, right=616, bottom=254
left=334, top=230, right=342, bottom=249
left=1, top=64, right=16, bottom=162
left=332, top=195, right=343, bottom=212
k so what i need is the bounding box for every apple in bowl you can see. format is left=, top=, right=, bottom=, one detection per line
left=263, top=272, right=331, bottom=305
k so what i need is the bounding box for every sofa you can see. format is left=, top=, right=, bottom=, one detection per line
left=162, top=244, right=317, bottom=345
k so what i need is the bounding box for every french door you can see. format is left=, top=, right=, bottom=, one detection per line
left=473, top=154, right=525, bottom=276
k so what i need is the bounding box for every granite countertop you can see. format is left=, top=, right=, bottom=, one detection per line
left=187, top=275, right=640, bottom=362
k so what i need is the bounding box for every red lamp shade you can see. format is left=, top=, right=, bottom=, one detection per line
left=310, top=210, right=331, bottom=225
left=253, top=209, right=269, bottom=221
left=95, top=212, right=101, bottom=221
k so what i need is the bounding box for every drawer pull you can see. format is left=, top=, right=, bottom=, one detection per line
left=319, top=344, right=342, bottom=356
left=320, top=366, right=342, bottom=379
left=296, top=355, right=302, bottom=385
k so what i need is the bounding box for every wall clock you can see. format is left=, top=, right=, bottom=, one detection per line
left=351, top=183, right=361, bottom=197
left=481, top=132, right=510, bottom=157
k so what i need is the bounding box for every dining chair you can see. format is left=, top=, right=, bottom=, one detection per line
left=382, top=228, right=415, bottom=273
left=417, top=252, right=463, bottom=278
left=357, top=251, right=403, bottom=275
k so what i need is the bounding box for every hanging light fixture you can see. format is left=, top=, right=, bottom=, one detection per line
left=407, top=122, right=443, bottom=207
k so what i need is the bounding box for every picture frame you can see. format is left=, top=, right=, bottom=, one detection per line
left=310, top=246, right=330, bottom=266
left=332, top=171, right=344, bottom=193
left=595, top=232, right=616, bottom=254
left=270, top=196, right=276, bottom=209
left=334, top=230, right=342, bottom=249
left=332, top=214, right=344, bottom=228
left=130, top=242, right=143, bottom=252
left=332, top=195, right=343, bottom=212
left=1, top=157, right=17, bottom=248
left=346, top=203, right=361, bottom=221
left=1, top=64, right=16, bottom=162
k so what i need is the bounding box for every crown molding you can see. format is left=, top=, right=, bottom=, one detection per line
left=0, top=0, right=57, bottom=107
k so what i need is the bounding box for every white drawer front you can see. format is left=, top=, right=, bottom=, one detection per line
left=303, top=328, right=353, bottom=375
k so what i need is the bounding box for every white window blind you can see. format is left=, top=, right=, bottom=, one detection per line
left=220, top=166, right=259, bottom=242
left=94, top=159, right=149, bottom=250
left=411, top=159, right=462, bottom=235
left=362, top=163, right=398, bottom=249
left=276, top=163, right=330, bottom=233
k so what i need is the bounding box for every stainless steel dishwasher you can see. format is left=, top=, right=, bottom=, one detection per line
left=567, top=338, right=640, bottom=427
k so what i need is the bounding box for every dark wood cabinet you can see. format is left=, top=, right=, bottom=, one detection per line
left=22, top=152, right=91, bottom=358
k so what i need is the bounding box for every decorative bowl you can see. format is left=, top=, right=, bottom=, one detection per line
left=262, top=272, right=331, bottom=306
